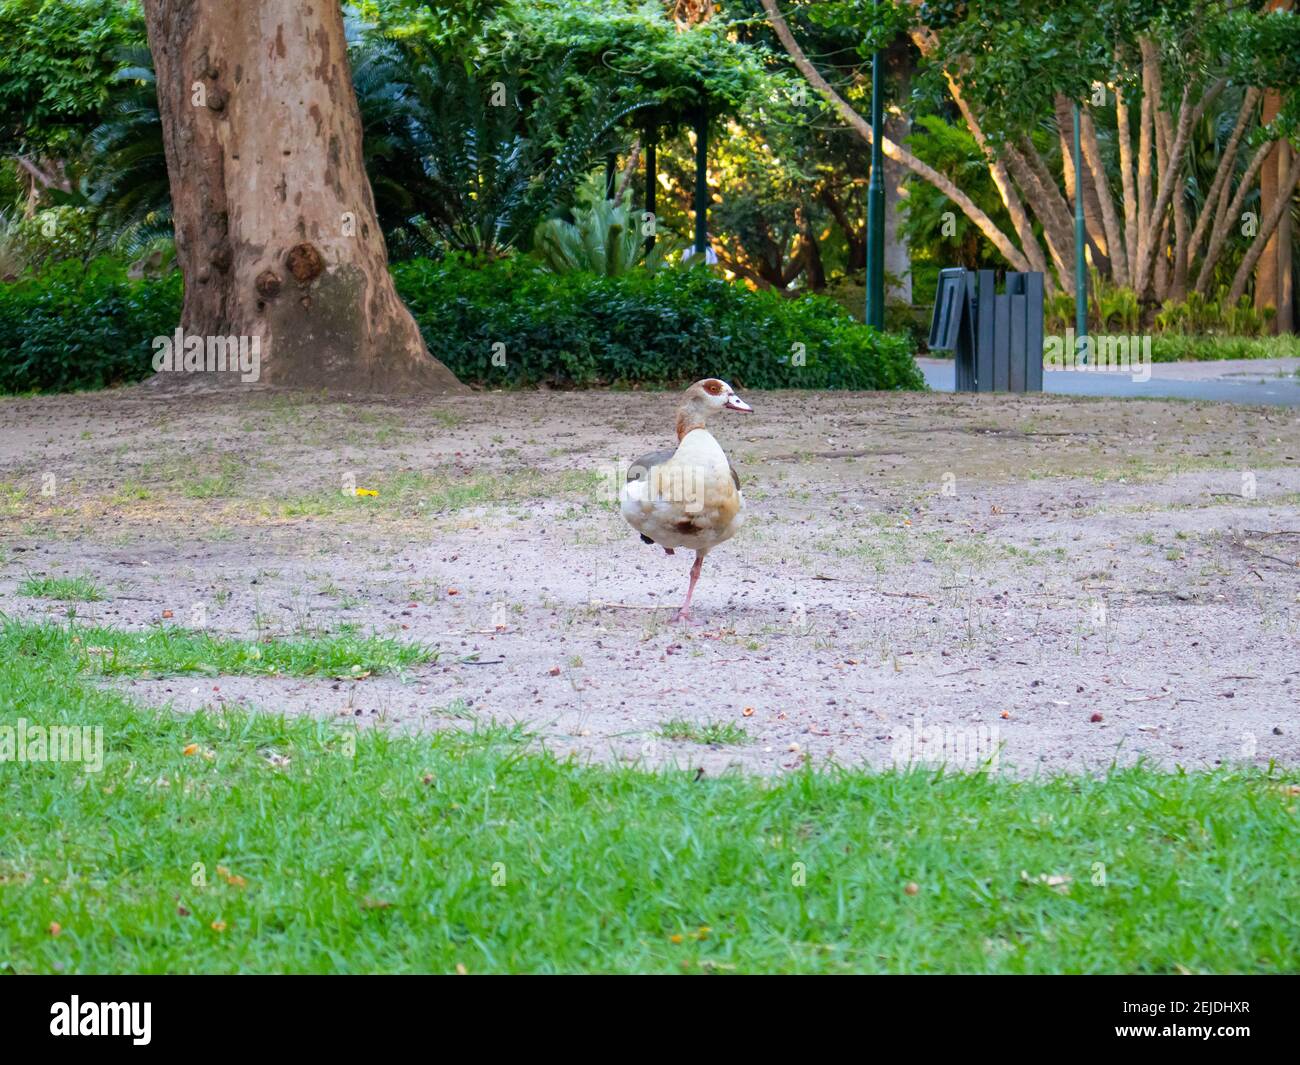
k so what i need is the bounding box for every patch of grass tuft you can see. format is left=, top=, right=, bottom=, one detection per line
left=658, top=719, right=751, bottom=746
left=17, top=575, right=104, bottom=601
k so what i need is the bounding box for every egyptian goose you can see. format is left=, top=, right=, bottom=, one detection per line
left=620, top=378, right=752, bottom=621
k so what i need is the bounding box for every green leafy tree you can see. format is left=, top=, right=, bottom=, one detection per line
left=354, top=38, right=647, bottom=255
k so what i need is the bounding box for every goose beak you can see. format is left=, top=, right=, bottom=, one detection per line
left=724, top=393, right=753, bottom=413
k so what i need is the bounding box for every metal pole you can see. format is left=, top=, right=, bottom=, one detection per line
left=644, top=132, right=657, bottom=254
left=865, top=0, right=885, bottom=329
left=693, top=104, right=708, bottom=256
left=1073, top=102, right=1087, bottom=362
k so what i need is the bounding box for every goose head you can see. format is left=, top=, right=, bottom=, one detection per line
left=676, top=378, right=752, bottom=440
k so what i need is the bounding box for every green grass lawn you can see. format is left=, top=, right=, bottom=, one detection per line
left=1, top=618, right=1297, bottom=974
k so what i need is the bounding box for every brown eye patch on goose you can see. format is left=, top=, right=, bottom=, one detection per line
left=702, top=380, right=724, bottom=395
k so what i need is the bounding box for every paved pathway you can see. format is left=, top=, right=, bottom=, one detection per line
left=916, top=356, right=1300, bottom=406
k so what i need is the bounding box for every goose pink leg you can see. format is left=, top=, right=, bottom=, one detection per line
left=674, top=552, right=705, bottom=623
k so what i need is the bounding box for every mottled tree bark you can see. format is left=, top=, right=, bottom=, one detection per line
left=883, top=110, right=913, bottom=304
left=142, top=0, right=464, bottom=393
left=1256, top=0, right=1296, bottom=331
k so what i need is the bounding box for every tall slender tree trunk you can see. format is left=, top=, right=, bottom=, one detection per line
left=1170, top=183, right=1189, bottom=300
left=1010, top=139, right=1076, bottom=289
left=1257, top=101, right=1294, bottom=326
left=1136, top=55, right=1155, bottom=270
left=1195, top=137, right=1277, bottom=295
left=1186, top=88, right=1259, bottom=274
left=1274, top=140, right=1295, bottom=331
left=1116, top=78, right=1141, bottom=281
left=1134, top=40, right=1195, bottom=299
left=142, top=0, right=463, bottom=392
left=1055, top=96, right=1109, bottom=276
left=883, top=110, right=912, bottom=304
left=942, top=75, right=1049, bottom=283
left=1081, top=107, right=1128, bottom=286
left=1254, top=0, right=1295, bottom=331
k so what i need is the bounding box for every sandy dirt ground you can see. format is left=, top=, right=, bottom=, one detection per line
left=1, top=382, right=1297, bottom=777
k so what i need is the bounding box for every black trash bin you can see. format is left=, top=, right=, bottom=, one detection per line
left=927, top=268, right=1044, bottom=393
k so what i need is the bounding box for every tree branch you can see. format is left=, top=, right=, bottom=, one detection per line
left=1228, top=147, right=1300, bottom=303
left=1186, top=88, right=1259, bottom=272
left=759, top=0, right=1030, bottom=271
left=1194, top=137, right=1276, bottom=294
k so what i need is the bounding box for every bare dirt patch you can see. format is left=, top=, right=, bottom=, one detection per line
left=2, top=385, right=1297, bottom=776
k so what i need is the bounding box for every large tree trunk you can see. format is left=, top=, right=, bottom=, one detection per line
left=1273, top=140, right=1295, bottom=331
left=883, top=110, right=913, bottom=304
left=142, top=0, right=463, bottom=393
left=1256, top=0, right=1295, bottom=332
left=1257, top=93, right=1294, bottom=330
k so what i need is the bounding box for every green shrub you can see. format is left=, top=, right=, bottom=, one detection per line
left=394, top=256, right=925, bottom=390
left=0, top=257, right=179, bottom=393
left=1, top=254, right=923, bottom=395
left=533, top=173, right=681, bottom=276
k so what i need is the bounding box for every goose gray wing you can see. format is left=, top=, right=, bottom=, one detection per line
left=627, top=448, right=676, bottom=483
left=628, top=448, right=740, bottom=489
left=627, top=448, right=675, bottom=546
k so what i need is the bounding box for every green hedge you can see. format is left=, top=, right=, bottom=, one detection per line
left=1149, top=333, right=1300, bottom=363
left=393, top=258, right=924, bottom=390
left=0, top=259, right=180, bottom=394
left=0, top=256, right=924, bottom=394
